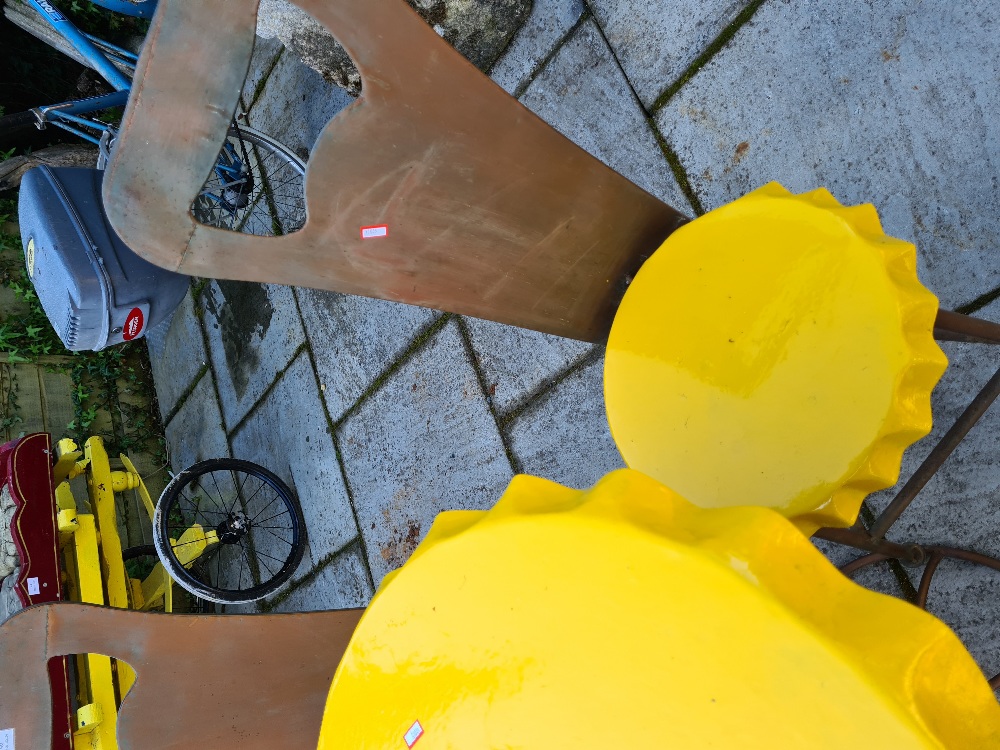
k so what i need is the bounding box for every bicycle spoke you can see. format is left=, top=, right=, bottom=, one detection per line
left=256, top=509, right=292, bottom=527
left=250, top=492, right=284, bottom=523
left=258, top=527, right=294, bottom=546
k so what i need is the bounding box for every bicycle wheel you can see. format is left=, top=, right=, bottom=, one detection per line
left=122, top=545, right=213, bottom=613
left=191, top=125, right=306, bottom=237
left=152, top=459, right=306, bottom=604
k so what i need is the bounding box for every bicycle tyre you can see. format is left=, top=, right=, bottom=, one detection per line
left=121, top=545, right=213, bottom=613
left=152, top=458, right=306, bottom=604
left=191, top=125, right=307, bottom=237
left=0, top=110, right=38, bottom=138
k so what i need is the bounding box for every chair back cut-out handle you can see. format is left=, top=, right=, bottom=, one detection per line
left=105, top=0, right=687, bottom=341
left=0, top=602, right=362, bottom=750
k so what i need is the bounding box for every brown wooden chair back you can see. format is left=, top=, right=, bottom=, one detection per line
left=0, top=602, right=362, bottom=749
left=103, top=0, right=686, bottom=341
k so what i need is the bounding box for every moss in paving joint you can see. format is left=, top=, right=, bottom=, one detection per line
left=245, top=46, right=285, bottom=113
left=649, top=0, right=770, bottom=116
left=290, top=288, right=338, bottom=439
left=290, top=287, right=341, bottom=438
left=513, top=9, right=591, bottom=99
left=257, top=535, right=366, bottom=612
left=650, top=120, right=704, bottom=216
left=226, top=342, right=310, bottom=439
left=955, top=283, right=1000, bottom=316
left=287, top=287, right=375, bottom=592
left=454, top=315, right=522, bottom=474
left=578, top=5, right=702, bottom=218
left=193, top=289, right=234, bottom=441
left=485, top=0, right=538, bottom=78
left=190, top=278, right=209, bottom=304
left=162, top=363, right=209, bottom=427
left=334, top=313, right=454, bottom=429
left=498, top=345, right=602, bottom=430
left=331, top=433, right=379, bottom=594
left=284, top=289, right=378, bottom=589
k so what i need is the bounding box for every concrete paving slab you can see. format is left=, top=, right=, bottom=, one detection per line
left=296, top=288, right=439, bottom=423
left=521, top=19, right=691, bottom=212
left=200, top=280, right=306, bottom=430
left=268, top=541, right=374, bottom=613
left=656, top=0, right=1000, bottom=307
left=245, top=39, right=354, bottom=159
left=922, top=559, right=1000, bottom=683
left=229, top=350, right=358, bottom=568
left=163, top=373, right=230, bottom=472
left=241, top=33, right=284, bottom=110
left=589, top=0, right=750, bottom=108
left=337, top=320, right=514, bottom=585
left=144, top=290, right=206, bottom=424
left=488, top=0, right=584, bottom=95
left=506, top=353, right=624, bottom=488
left=462, top=316, right=592, bottom=416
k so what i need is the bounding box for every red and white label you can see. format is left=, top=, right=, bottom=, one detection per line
left=123, top=307, right=144, bottom=341
left=360, top=224, right=389, bottom=239
left=403, top=720, right=423, bottom=748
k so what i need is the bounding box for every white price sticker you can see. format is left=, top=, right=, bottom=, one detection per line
left=403, top=720, right=423, bottom=748
left=0, top=727, right=15, bottom=750
left=26, top=578, right=40, bottom=596
left=360, top=224, right=389, bottom=239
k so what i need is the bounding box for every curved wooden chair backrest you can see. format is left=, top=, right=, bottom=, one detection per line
left=0, top=602, right=362, bottom=750
left=103, top=0, right=686, bottom=341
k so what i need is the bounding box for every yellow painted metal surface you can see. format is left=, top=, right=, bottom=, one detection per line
left=320, top=470, right=1000, bottom=749
left=605, top=183, right=947, bottom=531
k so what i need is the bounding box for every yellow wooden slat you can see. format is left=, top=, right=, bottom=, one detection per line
left=73, top=515, right=104, bottom=606
left=84, top=437, right=130, bottom=610
left=74, top=654, right=117, bottom=750
left=69, top=513, right=120, bottom=749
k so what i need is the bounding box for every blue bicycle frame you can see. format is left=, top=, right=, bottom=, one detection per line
left=20, top=0, right=266, bottom=224
left=24, top=0, right=155, bottom=144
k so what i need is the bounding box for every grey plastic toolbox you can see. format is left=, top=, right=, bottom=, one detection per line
left=18, top=166, right=189, bottom=351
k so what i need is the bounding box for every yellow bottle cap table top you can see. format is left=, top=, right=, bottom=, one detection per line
left=319, top=470, right=999, bottom=749
left=605, top=183, right=947, bottom=530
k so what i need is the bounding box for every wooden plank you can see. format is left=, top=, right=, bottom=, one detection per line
left=104, top=0, right=688, bottom=342
left=0, top=603, right=363, bottom=750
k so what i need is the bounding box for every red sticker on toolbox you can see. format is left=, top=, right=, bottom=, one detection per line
left=360, top=224, right=389, bottom=239
left=123, top=307, right=144, bottom=340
